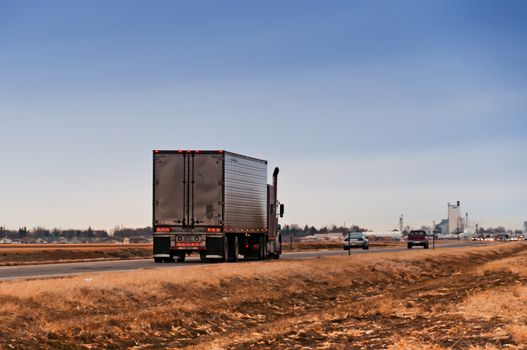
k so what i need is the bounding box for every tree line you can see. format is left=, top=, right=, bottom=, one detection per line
left=0, top=224, right=368, bottom=242
left=281, top=224, right=368, bottom=238
left=0, top=226, right=153, bottom=242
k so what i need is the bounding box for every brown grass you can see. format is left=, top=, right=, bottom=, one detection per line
left=0, top=242, right=525, bottom=349
left=0, top=244, right=152, bottom=265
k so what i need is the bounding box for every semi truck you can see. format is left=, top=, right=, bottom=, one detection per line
left=152, top=150, right=284, bottom=263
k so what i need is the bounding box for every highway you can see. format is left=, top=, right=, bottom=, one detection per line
left=0, top=242, right=489, bottom=281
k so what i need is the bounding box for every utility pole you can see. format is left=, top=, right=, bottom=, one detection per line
left=432, top=221, right=436, bottom=250
left=348, top=230, right=351, bottom=256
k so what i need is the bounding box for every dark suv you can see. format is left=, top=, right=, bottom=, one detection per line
left=407, top=230, right=429, bottom=249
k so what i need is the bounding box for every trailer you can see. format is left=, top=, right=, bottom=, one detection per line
left=152, top=150, right=284, bottom=262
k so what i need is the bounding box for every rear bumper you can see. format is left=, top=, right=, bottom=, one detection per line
left=407, top=241, right=428, bottom=245
left=153, top=234, right=225, bottom=255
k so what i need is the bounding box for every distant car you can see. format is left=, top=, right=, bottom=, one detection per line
left=344, top=232, right=369, bottom=250
left=407, top=230, right=429, bottom=249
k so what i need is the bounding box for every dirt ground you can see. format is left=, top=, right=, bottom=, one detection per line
left=0, top=242, right=525, bottom=349
left=0, top=244, right=152, bottom=265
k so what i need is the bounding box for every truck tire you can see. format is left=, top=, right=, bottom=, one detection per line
left=154, top=257, right=163, bottom=263
left=407, top=243, right=412, bottom=249
left=363, top=244, right=369, bottom=250
left=424, top=243, right=429, bottom=249
left=199, top=252, right=208, bottom=262
left=259, top=235, right=267, bottom=260
left=228, top=235, right=239, bottom=262
left=176, top=253, right=186, bottom=262
left=222, top=236, right=229, bottom=262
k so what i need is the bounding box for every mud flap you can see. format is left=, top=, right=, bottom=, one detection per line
left=153, top=236, right=171, bottom=257
left=206, top=236, right=225, bottom=257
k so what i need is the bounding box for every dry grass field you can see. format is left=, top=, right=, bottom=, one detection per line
left=0, top=244, right=152, bottom=265
left=0, top=242, right=525, bottom=349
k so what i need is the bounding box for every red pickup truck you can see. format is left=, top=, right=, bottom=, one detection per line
left=407, top=230, right=429, bottom=249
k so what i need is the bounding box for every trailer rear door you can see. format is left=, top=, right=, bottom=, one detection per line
left=193, top=153, right=223, bottom=226
left=153, top=152, right=223, bottom=227
left=153, top=153, right=186, bottom=226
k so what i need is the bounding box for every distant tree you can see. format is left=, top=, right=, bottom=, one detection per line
left=18, top=227, right=27, bottom=238
left=349, top=225, right=367, bottom=233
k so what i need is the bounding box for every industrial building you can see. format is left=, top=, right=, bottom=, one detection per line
left=447, top=201, right=463, bottom=234
left=434, top=219, right=448, bottom=235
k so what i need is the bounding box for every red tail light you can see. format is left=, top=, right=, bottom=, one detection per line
left=155, top=227, right=170, bottom=232
left=176, top=242, right=200, bottom=247
left=253, top=244, right=258, bottom=249
left=206, top=227, right=221, bottom=233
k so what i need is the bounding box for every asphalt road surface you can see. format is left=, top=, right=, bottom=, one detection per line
left=0, top=242, right=491, bottom=281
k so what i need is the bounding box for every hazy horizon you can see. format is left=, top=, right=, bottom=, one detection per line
left=1, top=1, right=526, bottom=231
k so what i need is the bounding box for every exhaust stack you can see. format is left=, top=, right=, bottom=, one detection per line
left=273, top=167, right=279, bottom=206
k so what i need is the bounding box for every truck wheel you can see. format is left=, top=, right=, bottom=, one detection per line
left=424, top=244, right=429, bottom=249
left=363, top=244, right=369, bottom=250
left=199, top=252, right=208, bottom=262
left=228, top=235, right=239, bottom=262
left=154, top=257, right=163, bottom=263
left=258, top=236, right=267, bottom=260
left=263, top=236, right=268, bottom=260
left=407, top=244, right=412, bottom=249
left=176, top=253, right=186, bottom=262
left=222, top=236, right=229, bottom=262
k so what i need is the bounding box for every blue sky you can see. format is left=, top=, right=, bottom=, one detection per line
left=1, top=0, right=526, bottom=231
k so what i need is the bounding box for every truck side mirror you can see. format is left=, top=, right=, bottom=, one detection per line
left=279, top=204, right=285, bottom=218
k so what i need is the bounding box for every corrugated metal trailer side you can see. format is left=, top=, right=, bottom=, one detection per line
left=223, top=152, right=268, bottom=233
